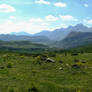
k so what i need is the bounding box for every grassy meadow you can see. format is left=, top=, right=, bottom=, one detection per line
left=0, top=51, right=92, bottom=92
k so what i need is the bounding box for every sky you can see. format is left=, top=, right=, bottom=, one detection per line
left=0, top=0, right=92, bottom=34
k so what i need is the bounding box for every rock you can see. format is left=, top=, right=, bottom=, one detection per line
left=46, top=58, right=55, bottom=63
left=59, top=67, right=63, bottom=70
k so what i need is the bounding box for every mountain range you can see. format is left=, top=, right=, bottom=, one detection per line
left=11, top=32, right=31, bottom=36
left=0, top=24, right=92, bottom=49
left=34, top=24, right=92, bottom=41
left=54, top=32, right=92, bottom=48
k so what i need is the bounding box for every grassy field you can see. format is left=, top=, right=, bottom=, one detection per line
left=0, top=52, right=92, bottom=92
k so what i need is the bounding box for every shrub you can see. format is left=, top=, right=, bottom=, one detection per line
left=74, top=59, right=79, bottom=63
left=8, top=88, right=14, bottom=92
left=48, top=53, right=56, bottom=57
left=28, top=87, right=39, bottom=92
left=7, top=63, right=12, bottom=68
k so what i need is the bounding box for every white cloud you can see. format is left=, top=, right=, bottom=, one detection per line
left=0, top=4, right=16, bottom=13
left=0, top=15, right=61, bottom=34
left=29, top=18, right=43, bottom=23
left=45, top=15, right=59, bottom=22
left=10, top=16, right=16, bottom=20
left=87, top=20, right=92, bottom=24
left=35, top=0, right=50, bottom=5
left=60, top=15, right=78, bottom=21
left=84, top=19, right=92, bottom=24
left=84, top=4, right=88, bottom=7
left=0, top=18, right=50, bottom=34
left=60, top=24, right=68, bottom=28
left=54, top=2, right=67, bottom=7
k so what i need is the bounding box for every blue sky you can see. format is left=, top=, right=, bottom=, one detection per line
left=0, top=0, right=92, bottom=34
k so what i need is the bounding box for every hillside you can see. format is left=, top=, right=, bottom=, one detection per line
left=0, top=40, right=48, bottom=53
left=54, top=32, right=92, bottom=48
left=0, top=34, right=51, bottom=45
left=72, top=44, right=92, bottom=53
left=0, top=24, right=92, bottom=49
left=34, top=24, right=92, bottom=41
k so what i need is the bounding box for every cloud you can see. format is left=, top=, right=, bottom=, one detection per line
left=29, top=18, right=43, bottom=23
left=0, top=4, right=16, bottom=13
left=45, top=15, right=59, bottom=22
left=60, top=24, right=68, bottom=28
left=87, top=20, right=92, bottom=24
left=35, top=0, right=50, bottom=5
left=10, top=16, right=16, bottom=20
left=84, top=19, right=92, bottom=24
left=84, top=4, right=88, bottom=7
left=54, top=2, right=67, bottom=7
left=0, top=15, right=61, bottom=34
left=60, top=15, right=78, bottom=21
left=0, top=18, right=50, bottom=34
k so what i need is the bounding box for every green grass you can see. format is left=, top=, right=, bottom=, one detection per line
left=0, top=52, right=92, bottom=92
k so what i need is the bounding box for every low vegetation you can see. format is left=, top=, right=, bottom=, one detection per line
left=0, top=50, right=92, bottom=92
left=0, top=40, right=92, bottom=92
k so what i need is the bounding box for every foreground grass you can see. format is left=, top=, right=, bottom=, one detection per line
left=0, top=52, right=92, bottom=92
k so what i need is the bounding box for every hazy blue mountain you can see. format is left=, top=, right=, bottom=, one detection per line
left=34, top=24, right=91, bottom=41
left=1, top=24, right=92, bottom=49
left=0, top=34, right=51, bottom=45
left=9, top=24, right=92, bottom=42
left=11, top=32, right=31, bottom=36
left=54, top=32, right=92, bottom=48
left=34, top=30, right=51, bottom=36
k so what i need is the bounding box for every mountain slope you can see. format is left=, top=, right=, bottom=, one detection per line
left=0, top=34, right=51, bottom=44
left=34, top=24, right=92, bottom=41
left=10, top=32, right=31, bottom=36
left=0, top=40, right=48, bottom=52
left=55, top=32, right=92, bottom=48
left=34, top=30, right=51, bottom=36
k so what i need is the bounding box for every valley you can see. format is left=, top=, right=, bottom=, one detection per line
left=0, top=24, right=92, bottom=92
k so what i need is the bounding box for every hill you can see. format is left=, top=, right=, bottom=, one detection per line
left=54, top=32, right=92, bottom=48
left=0, top=40, right=49, bottom=53
left=34, top=24, right=92, bottom=41
left=0, top=34, right=51, bottom=45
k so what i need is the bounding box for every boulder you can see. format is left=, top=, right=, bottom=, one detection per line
left=46, top=58, right=55, bottom=63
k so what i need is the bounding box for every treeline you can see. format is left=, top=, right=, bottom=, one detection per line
left=0, top=40, right=92, bottom=54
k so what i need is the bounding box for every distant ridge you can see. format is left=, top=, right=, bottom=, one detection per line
left=34, top=24, right=92, bottom=41
left=10, top=32, right=31, bottom=36
left=54, top=31, right=92, bottom=48
left=0, top=24, right=92, bottom=49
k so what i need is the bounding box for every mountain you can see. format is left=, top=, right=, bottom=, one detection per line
left=9, top=24, right=92, bottom=42
left=34, top=30, right=51, bottom=36
left=0, top=34, right=51, bottom=45
left=54, top=32, right=92, bottom=48
left=10, top=32, right=31, bottom=36
left=0, top=23, right=92, bottom=49
left=34, top=24, right=92, bottom=41
left=34, top=28, right=70, bottom=41
left=0, top=40, right=48, bottom=52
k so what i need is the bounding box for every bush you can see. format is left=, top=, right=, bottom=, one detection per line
left=74, top=59, right=79, bottom=63
left=28, top=87, right=39, bottom=92
left=7, top=63, right=12, bottom=68
left=8, top=88, right=14, bottom=92
left=48, top=53, right=56, bottom=57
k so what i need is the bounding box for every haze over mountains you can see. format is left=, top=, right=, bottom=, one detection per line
left=0, top=24, right=92, bottom=48
left=34, top=24, right=92, bottom=41
left=10, top=24, right=92, bottom=41
left=11, top=32, right=31, bottom=36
